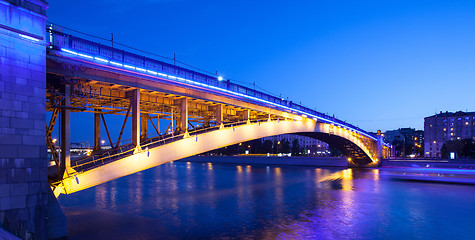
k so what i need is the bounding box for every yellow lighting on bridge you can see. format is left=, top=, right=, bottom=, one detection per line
left=57, top=117, right=381, bottom=194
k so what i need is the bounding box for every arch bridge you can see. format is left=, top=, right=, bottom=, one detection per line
left=45, top=27, right=390, bottom=195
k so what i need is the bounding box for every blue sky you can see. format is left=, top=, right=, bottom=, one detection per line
left=47, top=0, right=475, bottom=141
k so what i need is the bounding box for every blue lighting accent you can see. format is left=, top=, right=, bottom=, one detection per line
left=19, top=34, right=40, bottom=42
left=62, top=48, right=78, bottom=55
left=78, top=53, right=93, bottom=59
left=94, top=57, right=109, bottom=63
left=123, top=64, right=135, bottom=70
left=110, top=61, right=123, bottom=67
left=57, top=47, right=383, bottom=142
left=147, top=70, right=158, bottom=75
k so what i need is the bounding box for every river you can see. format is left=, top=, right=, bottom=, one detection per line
left=58, top=159, right=475, bottom=239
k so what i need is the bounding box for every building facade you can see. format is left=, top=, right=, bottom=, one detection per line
left=383, top=128, right=424, bottom=157
left=424, top=111, right=475, bottom=157
left=261, top=134, right=329, bottom=155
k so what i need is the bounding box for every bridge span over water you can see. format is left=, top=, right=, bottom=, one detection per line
left=45, top=27, right=390, bottom=195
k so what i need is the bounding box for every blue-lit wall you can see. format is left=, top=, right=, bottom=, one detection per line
left=0, top=1, right=62, bottom=239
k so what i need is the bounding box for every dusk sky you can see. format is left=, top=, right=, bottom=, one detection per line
left=47, top=0, right=475, bottom=141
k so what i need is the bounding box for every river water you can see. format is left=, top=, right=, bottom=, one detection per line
left=58, top=160, right=475, bottom=240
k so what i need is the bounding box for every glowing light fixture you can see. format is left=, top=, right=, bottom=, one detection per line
left=217, top=76, right=223, bottom=81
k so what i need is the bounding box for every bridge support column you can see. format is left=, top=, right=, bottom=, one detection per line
left=60, top=85, right=71, bottom=177
left=130, top=89, right=141, bottom=151
left=215, top=104, right=224, bottom=128
left=141, top=113, right=148, bottom=141
left=93, top=109, right=102, bottom=153
left=240, top=109, right=250, bottom=124
left=178, top=98, right=189, bottom=137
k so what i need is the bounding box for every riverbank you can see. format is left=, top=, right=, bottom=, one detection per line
left=180, top=155, right=349, bottom=167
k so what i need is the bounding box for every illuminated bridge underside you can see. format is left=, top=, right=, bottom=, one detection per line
left=61, top=120, right=377, bottom=194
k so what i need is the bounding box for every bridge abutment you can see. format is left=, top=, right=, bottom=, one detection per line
left=0, top=1, right=66, bottom=239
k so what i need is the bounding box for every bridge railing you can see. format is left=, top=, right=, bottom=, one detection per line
left=47, top=26, right=377, bottom=141
left=71, top=120, right=256, bottom=172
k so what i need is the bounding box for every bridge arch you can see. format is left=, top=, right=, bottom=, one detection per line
left=60, top=119, right=381, bottom=194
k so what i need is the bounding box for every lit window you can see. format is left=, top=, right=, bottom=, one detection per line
left=443, top=128, right=446, bottom=131
left=451, top=133, right=454, bottom=136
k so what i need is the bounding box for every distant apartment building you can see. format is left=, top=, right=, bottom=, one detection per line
left=261, top=134, right=329, bottom=155
left=383, top=128, right=424, bottom=157
left=424, top=111, right=475, bottom=157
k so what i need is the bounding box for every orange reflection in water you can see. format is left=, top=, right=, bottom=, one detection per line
left=207, top=162, right=213, bottom=170
left=341, top=169, right=353, bottom=191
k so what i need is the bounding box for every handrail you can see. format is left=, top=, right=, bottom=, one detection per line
left=71, top=120, right=254, bottom=171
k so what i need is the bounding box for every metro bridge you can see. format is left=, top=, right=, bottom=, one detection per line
left=45, top=27, right=390, bottom=195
